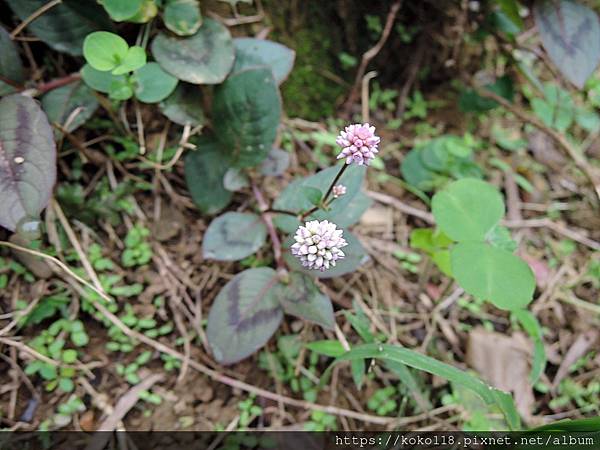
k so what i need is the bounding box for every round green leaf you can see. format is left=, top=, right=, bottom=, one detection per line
left=81, top=64, right=124, bottom=93
left=62, top=349, right=78, bottom=363
left=432, top=178, right=505, bottom=242
left=451, top=242, right=535, bottom=311
left=102, top=0, right=143, bottom=21
left=159, top=83, right=205, bottom=126
left=213, top=67, right=281, bottom=167
left=112, top=46, right=147, bottom=75
left=132, top=62, right=178, bottom=103
left=202, top=212, right=267, bottom=261
left=83, top=31, right=129, bottom=71
left=207, top=268, right=283, bottom=364
left=151, top=18, right=234, bottom=84
left=0, top=95, right=56, bottom=232
left=108, top=78, right=134, bottom=101
left=400, top=148, right=438, bottom=191
left=164, top=0, right=202, bottom=36
left=232, top=38, right=295, bottom=85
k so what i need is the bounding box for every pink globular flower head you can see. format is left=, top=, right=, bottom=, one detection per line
left=332, top=184, right=347, bottom=198
left=291, top=220, right=348, bottom=271
left=336, top=123, right=380, bottom=166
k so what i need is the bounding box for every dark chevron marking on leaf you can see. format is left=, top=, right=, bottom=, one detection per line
left=0, top=94, right=56, bottom=232
left=202, top=212, right=267, bottom=261
left=276, top=272, right=335, bottom=329
left=534, top=0, right=600, bottom=88
left=206, top=268, right=283, bottom=364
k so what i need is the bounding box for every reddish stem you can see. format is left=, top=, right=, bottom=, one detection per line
left=36, top=73, right=81, bottom=94
left=252, top=182, right=285, bottom=272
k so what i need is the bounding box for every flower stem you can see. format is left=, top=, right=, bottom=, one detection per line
left=251, top=182, right=286, bottom=272
left=299, top=163, right=348, bottom=221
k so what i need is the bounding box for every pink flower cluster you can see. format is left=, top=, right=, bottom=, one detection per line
left=336, top=123, right=380, bottom=166
left=332, top=184, right=347, bottom=198
left=291, top=220, right=347, bottom=271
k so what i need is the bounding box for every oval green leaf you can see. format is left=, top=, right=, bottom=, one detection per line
left=164, top=0, right=202, bottom=36
left=6, top=0, right=113, bottom=56
left=184, top=135, right=232, bottom=214
left=207, top=268, right=283, bottom=364
left=202, top=212, right=267, bottom=261
left=151, top=18, right=234, bottom=84
left=213, top=67, right=281, bottom=168
left=159, top=83, right=205, bottom=126
left=83, top=31, right=129, bottom=71
left=432, top=178, right=504, bottom=242
left=0, top=94, right=56, bottom=232
left=81, top=63, right=126, bottom=94
left=112, top=46, right=147, bottom=75
left=232, top=38, right=295, bottom=85
left=450, top=242, right=535, bottom=311
left=534, top=0, right=600, bottom=89
left=132, top=62, right=178, bottom=103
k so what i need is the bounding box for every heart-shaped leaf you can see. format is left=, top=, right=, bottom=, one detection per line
left=207, top=268, right=283, bottom=364
left=213, top=67, right=281, bottom=168
left=451, top=241, right=535, bottom=311
left=41, top=81, right=99, bottom=134
left=283, top=231, right=369, bottom=279
left=164, top=0, right=202, bottom=36
left=276, top=272, right=335, bottom=329
left=132, top=62, right=178, bottom=103
left=202, top=212, right=267, bottom=261
left=6, top=0, right=113, bottom=56
left=184, top=135, right=232, bottom=214
left=83, top=31, right=129, bottom=72
left=159, top=83, right=205, bottom=126
left=232, top=38, right=295, bottom=85
left=432, top=178, right=504, bottom=242
left=534, top=0, right=600, bottom=89
left=273, top=164, right=367, bottom=233
left=0, top=94, right=56, bottom=232
left=260, top=148, right=289, bottom=176
left=0, top=25, right=24, bottom=95
left=151, top=18, right=234, bottom=84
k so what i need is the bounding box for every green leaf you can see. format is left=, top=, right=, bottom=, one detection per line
left=232, top=38, right=295, bottom=85
left=459, top=76, right=514, bottom=112
left=223, top=168, right=249, bottom=192
left=159, top=83, right=205, bottom=126
left=273, top=164, right=367, bottom=233
left=432, top=178, right=505, bottom=242
left=331, top=191, right=372, bottom=228
left=132, top=62, right=178, bottom=103
left=301, top=186, right=323, bottom=206
left=112, top=46, right=147, bottom=75
left=129, top=0, right=158, bottom=23
left=151, top=18, right=235, bottom=84
left=276, top=273, right=335, bottom=329
left=283, top=231, right=368, bottom=279
left=0, top=25, right=24, bottom=95
left=108, top=79, right=134, bottom=101
left=410, top=228, right=453, bottom=276
left=202, top=212, right=267, bottom=261
left=41, top=81, right=99, bottom=134
left=400, top=148, right=439, bottom=191
left=529, top=416, right=600, bottom=432
left=164, top=0, right=202, bottom=36
left=306, top=340, right=346, bottom=357
left=450, top=242, right=535, bottom=311
left=83, top=31, right=129, bottom=72
left=531, top=83, right=575, bottom=132
left=260, top=148, right=290, bottom=176
left=62, top=349, right=78, bottom=363
left=102, top=0, right=143, bottom=21
left=207, top=268, right=283, bottom=364
left=5, top=0, right=113, bottom=56
left=0, top=94, right=56, bottom=232
left=332, top=343, right=521, bottom=430
left=184, top=135, right=232, bottom=214
left=81, top=64, right=125, bottom=94
left=213, top=67, right=281, bottom=168
left=497, top=0, right=524, bottom=30
left=512, top=309, right=546, bottom=384
left=486, top=224, right=517, bottom=252
left=534, top=0, right=600, bottom=89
